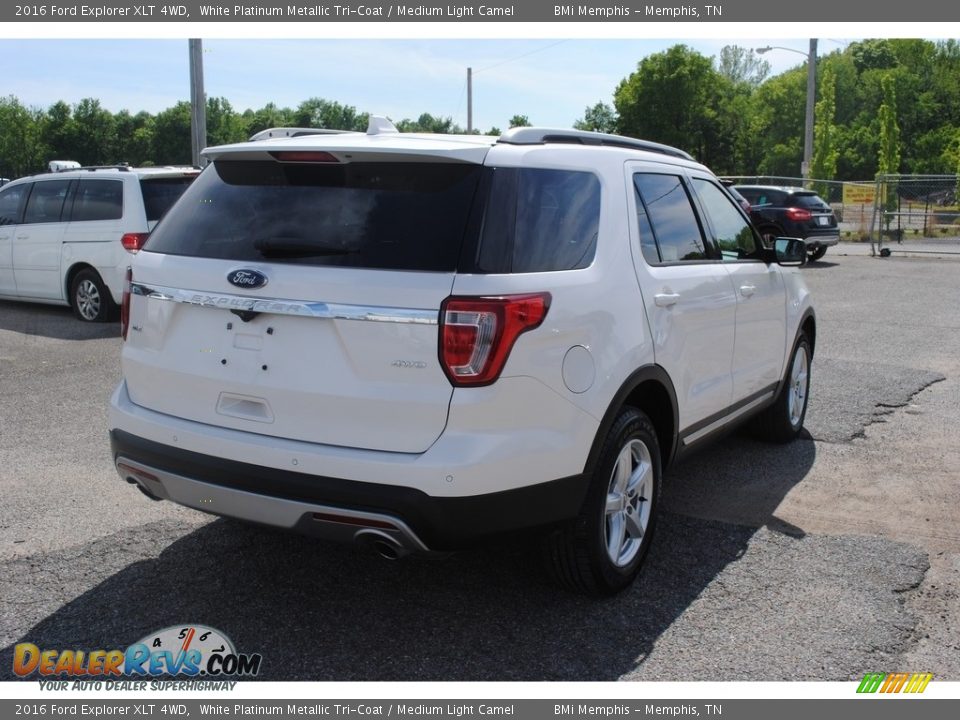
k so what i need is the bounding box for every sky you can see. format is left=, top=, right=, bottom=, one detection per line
left=0, top=38, right=841, bottom=132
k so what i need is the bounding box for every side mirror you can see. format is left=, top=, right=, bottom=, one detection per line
left=774, top=237, right=806, bottom=266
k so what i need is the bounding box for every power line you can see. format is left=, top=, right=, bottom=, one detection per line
left=473, top=40, right=568, bottom=75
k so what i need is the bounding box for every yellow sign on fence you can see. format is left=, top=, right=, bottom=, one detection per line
left=843, top=183, right=876, bottom=204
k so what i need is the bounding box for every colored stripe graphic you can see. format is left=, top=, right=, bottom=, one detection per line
left=857, top=672, right=932, bottom=694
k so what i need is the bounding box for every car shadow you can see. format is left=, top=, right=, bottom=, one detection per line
left=0, top=300, right=118, bottom=340
left=803, top=260, right=839, bottom=269
left=0, top=436, right=815, bottom=682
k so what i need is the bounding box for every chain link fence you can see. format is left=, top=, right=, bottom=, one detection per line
left=869, top=174, right=960, bottom=255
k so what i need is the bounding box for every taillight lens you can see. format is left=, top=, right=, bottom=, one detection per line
left=785, top=207, right=813, bottom=222
left=439, top=293, right=550, bottom=387
left=121, top=233, right=149, bottom=253
left=120, top=268, right=132, bottom=341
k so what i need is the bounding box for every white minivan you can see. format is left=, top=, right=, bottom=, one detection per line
left=0, top=164, right=198, bottom=321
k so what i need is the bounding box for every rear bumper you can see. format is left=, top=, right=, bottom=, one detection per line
left=801, top=234, right=839, bottom=248
left=110, top=429, right=588, bottom=551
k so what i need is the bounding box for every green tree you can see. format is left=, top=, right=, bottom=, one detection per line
left=811, top=69, right=839, bottom=197
left=152, top=101, right=192, bottom=165
left=0, top=96, right=43, bottom=177
left=395, top=113, right=461, bottom=133
left=39, top=101, right=75, bottom=163
left=508, top=114, right=531, bottom=128
left=878, top=73, right=902, bottom=177
left=113, top=110, right=154, bottom=166
left=717, top=45, right=770, bottom=87
left=877, top=73, right=902, bottom=231
left=293, top=98, right=367, bottom=131
left=573, top=102, right=617, bottom=133
left=206, top=97, right=246, bottom=146
left=242, top=102, right=296, bottom=138
left=71, top=98, right=117, bottom=165
left=614, top=45, right=720, bottom=163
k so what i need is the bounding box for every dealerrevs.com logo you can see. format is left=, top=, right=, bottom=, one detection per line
left=13, top=625, right=262, bottom=685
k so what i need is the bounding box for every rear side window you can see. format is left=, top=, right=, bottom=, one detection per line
left=474, top=168, right=600, bottom=273
left=144, top=161, right=482, bottom=272
left=633, top=173, right=708, bottom=263
left=70, top=179, right=123, bottom=221
left=141, top=177, right=196, bottom=222
left=22, top=180, right=71, bottom=225
left=0, top=183, right=29, bottom=225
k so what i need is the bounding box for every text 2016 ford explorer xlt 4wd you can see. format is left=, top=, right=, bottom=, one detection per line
left=109, top=119, right=815, bottom=595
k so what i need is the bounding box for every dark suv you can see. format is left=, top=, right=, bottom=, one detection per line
left=734, top=185, right=838, bottom=260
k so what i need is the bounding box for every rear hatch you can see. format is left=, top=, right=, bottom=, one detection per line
left=790, top=191, right=837, bottom=231
left=123, top=140, right=490, bottom=453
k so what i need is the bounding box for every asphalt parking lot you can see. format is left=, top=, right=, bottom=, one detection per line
left=1, top=243, right=958, bottom=681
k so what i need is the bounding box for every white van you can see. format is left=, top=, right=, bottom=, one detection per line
left=0, top=164, right=199, bottom=321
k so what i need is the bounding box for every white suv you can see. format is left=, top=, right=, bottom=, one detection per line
left=0, top=165, right=198, bottom=321
left=108, top=120, right=815, bottom=595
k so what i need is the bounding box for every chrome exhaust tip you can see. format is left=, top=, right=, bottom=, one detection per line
left=355, top=529, right=410, bottom=560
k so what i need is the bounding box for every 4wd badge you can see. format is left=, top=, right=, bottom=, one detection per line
left=227, top=269, right=268, bottom=290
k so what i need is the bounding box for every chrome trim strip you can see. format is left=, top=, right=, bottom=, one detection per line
left=130, top=282, right=438, bottom=325
left=681, top=391, right=775, bottom=446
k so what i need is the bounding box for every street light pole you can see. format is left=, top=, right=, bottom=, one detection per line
left=756, top=40, right=818, bottom=185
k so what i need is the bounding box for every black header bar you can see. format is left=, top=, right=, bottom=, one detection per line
left=3, top=0, right=957, bottom=23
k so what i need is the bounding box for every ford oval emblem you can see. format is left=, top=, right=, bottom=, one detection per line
left=227, top=269, right=268, bottom=290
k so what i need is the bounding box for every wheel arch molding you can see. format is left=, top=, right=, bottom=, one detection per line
left=583, top=364, right=679, bottom=478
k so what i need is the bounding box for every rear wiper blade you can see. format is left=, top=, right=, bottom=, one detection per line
left=253, top=237, right=359, bottom=258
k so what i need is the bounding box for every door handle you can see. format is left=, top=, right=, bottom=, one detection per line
left=739, top=285, right=756, bottom=298
left=654, top=293, right=680, bottom=307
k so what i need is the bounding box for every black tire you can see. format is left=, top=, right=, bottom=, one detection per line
left=70, top=268, right=117, bottom=323
left=808, top=246, right=828, bottom=261
left=544, top=407, right=661, bottom=596
left=751, top=334, right=811, bottom=443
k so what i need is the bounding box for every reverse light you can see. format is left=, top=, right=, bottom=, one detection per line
left=785, top=207, right=813, bottom=222
left=121, top=232, right=149, bottom=253
left=439, top=293, right=551, bottom=387
left=120, top=268, right=132, bottom=341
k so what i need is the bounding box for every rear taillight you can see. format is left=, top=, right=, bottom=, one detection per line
left=120, top=268, right=132, bottom=341
left=785, top=207, right=813, bottom=222
left=439, top=293, right=550, bottom=387
left=121, top=233, right=149, bottom=253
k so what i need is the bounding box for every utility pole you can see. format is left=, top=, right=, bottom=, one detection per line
left=467, top=67, right=473, bottom=134
left=803, top=38, right=817, bottom=184
left=756, top=41, right=818, bottom=185
left=189, top=39, right=207, bottom=168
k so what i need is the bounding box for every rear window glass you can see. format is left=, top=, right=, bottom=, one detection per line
left=474, top=168, right=600, bottom=273
left=791, top=193, right=829, bottom=209
left=140, top=177, right=197, bottom=222
left=71, top=179, right=123, bottom=222
left=144, top=161, right=482, bottom=272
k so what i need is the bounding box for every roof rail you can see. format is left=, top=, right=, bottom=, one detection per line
left=497, top=127, right=694, bottom=161
left=248, top=127, right=357, bottom=142
left=53, top=164, right=132, bottom=173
